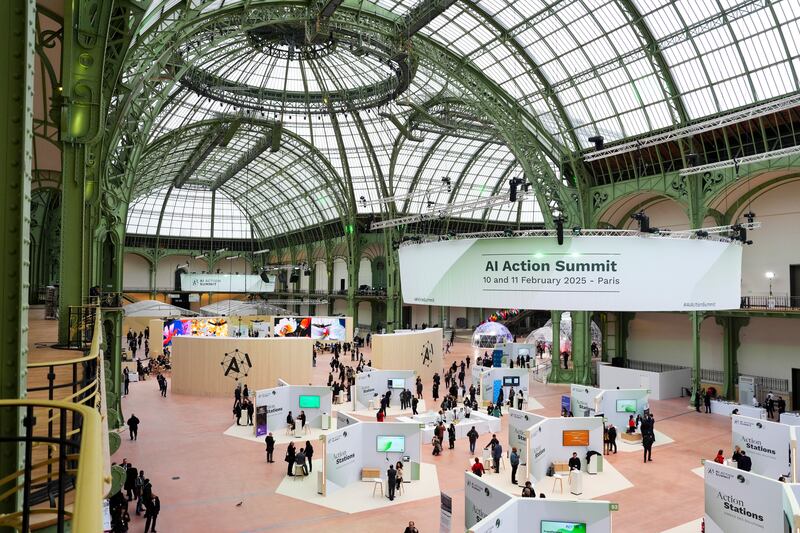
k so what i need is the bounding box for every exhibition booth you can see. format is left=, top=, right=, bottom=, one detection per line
left=466, top=472, right=613, bottom=533
left=397, top=410, right=501, bottom=444
left=569, top=384, right=649, bottom=431
left=597, top=362, right=691, bottom=400
left=353, top=369, right=416, bottom=411
left=371, top=328, right=443, bottom=383
left=170, top=336, right=312, bottom=397
left=508, top=409, right=546, bottom=463
left=731, top=415, right=797, bottom=481
left=474, top=367, right=533, bottom=408
left=528, top=416, right=604, bottom=484
left=254, top=383, right=333, bottom=437
left=703, top=461, right=800, bottom=533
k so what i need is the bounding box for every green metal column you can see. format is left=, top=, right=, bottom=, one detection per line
left=547, top=310, right=563, bottom=383
left=571, top=311, right=592, bottom=385
left=690, top=311, right=703, bottom=405
left=717, top=316, right=747, bottom=399
left=617, top=312, right=633, bottom=362
left=0, top=0, right=35, bottom=515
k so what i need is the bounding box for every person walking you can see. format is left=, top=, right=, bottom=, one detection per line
left=510, top=447, right=520, bottom=485
left=411, top=396, right=419, bottom=415
left=467, top=426, right=479, bottom=454
left=643, top=431, right=655, bottom=463
left=416, top=378, right=423, bottom=400
left=127, top=414, right=140, bottom=440
left=265, top=433, right=275, bottom=463
left=387, top=464, right=397, bottom=501
left=471, top=457, right=485, bottom=477
left=144, top=494, right=159, bottom=532
left=447, top=423, right=456, bottom=450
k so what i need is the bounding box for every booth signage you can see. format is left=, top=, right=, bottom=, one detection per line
left=464, top=473, right=513, bottom=530
left=704, top=462, right=791, bottom=532
left=398, top=236, right=742, bottom=311
left=180, top=273, right=275, bottom=293
left=731, top=415, right=792, bottom=480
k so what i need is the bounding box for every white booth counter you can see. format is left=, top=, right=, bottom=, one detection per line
left=710, top=399, right=766, bottom=419
left=780, top=412, right=800, bottom=426
left=398, top=411, right=501, bottom=444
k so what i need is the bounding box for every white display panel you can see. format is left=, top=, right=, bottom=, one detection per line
left=399, top=236, right=742, bottom=311
left=731, top=415, right=794, bottom=480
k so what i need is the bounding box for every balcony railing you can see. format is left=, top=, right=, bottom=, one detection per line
left=0, top=307, right=108, bottom=531
left=741, top=295, right=800, bottom=310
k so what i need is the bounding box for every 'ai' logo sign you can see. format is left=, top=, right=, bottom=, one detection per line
left=220, top=348, right=252, bottom=381
left=420, top=340, right=434, bottom=367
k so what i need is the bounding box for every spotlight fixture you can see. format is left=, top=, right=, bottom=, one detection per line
left=588, top=135, right=604, bottom=150
left=555, top=217, right=564, bottom=245
left=686, top=153, right=699, bottom=167
left=572, top=226, right=582, bottom=236
left=631, top=211, right=651, bottom=233
left=503, top=229, right=514, bottom=237
left=743, top=211, right=756, bottom=224
left=731, top=224, right=753, bottom=245
left=509, top=177, right=524, bottom=202
left=442, top=177, right=452, bottom=192
left=694, top=230, right=709, bottom=239
left=359, top=196, right=367, bottom=208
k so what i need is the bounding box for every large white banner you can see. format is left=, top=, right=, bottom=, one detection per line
left=398, top=236, right=742, bottom=311
left=732, top=415, right=793, bottom=480
left=508, top=409, right=543, bottom=464
left=704, top=461, right=793, bottom=532
left=180, top=273, right=275, bottom=292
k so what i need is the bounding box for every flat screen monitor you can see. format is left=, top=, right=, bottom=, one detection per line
left=616, top=399, right=637, bottom=413
left=388, top=378, right=406, bottom=390
left=562, top=430, right=590, bottom=447
left=541, top=520, right=587, bottom=533
left=377, top=436, right=405, bottom=453
left=502, top=376, right=520, bottom=387
left=299, top=395, right=321, bottom=409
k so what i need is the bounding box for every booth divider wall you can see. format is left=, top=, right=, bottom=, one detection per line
left=528, top=417, right=604, bottom=482
left=508, top=409, right=545, bottom=464
left=598, top=363, right=691, bottom=400
left=371, top=328, right=443, bottom=383
left=704, top=461, right=799, bottom=533
left=354, top=370, right=416, bottom=410
left=170, top=336, right=312, bottom=397
left=255, top=384, right=332, bottom=436
left=464, top=472, right=513, bottom=530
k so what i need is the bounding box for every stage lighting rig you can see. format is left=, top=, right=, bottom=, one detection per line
left=744, top=211, right=756, bottom=224
left=509, top=177, right=525, bottom=202
left=631, top=211, right=658, bottom=233
left=731, top=224, right=753, bottom=245
left=694, top=230, right=709, bottom=239
left=588, top=136, right=604, bottom=150
left=555, top=217, right=564, bottom=245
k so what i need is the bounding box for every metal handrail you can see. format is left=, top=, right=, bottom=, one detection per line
left=0, top=400, right=103, bottom=533
left=0, top=307, right=108, bottom=531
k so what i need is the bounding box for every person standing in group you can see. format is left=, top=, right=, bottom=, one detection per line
left=447, top=423, right=456, bottom=450
left=305, top=440, right=314, bottom=472
left=295, top=448, right=308, bottom=475
left=143, top=493, right=160, bottom=532
left=234, top=384, right=242, bottom=409
left=412, top=396, right=419, bottom=415
left=606, top=424, right=617, bottom=454
left=387, top=464, right=397, bottom=501
left=704, top=391, right=711, bottom=413
left=492, top=441, right=503, bottom=473
left=127, top=414, right=140, bottom=440
left=124, top=463, right=138, bottom=501
left=123, top=367, right=130, bottom=396
left=714, top=449, right=725, bottom=464
left=286, top=442, right=297, bottom=476
left=265, top=433, right=275, bottom=463
left=738, top=450, right=752, bottom=471
left=643, top=431, right=655, bottom=463
left=521, top=481, right=535, bottom=497
left=233, top=402, right=242, bottom=426
left=246, top=400, right=254, bottom=426
left=509, top=447, right=520, bottom=485
left=404, top=521, right=419, bottom=533
left=467, top=426, right=479, bottom=454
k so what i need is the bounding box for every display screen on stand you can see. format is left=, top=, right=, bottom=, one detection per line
left=377, top=436, right=406, bottom=453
